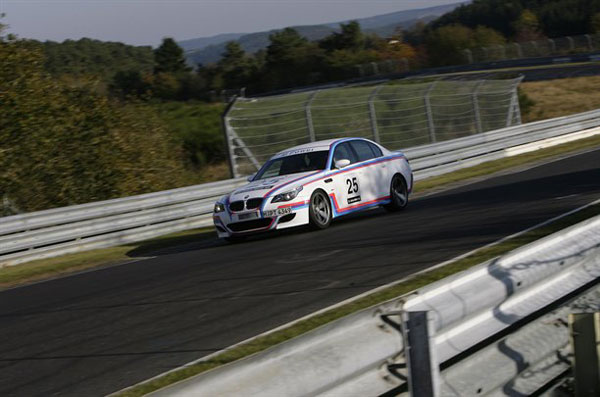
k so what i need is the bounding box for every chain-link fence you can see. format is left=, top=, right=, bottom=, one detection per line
left=464, top=33, right=600, bottom=64
left=356, top=33, right=600, bottom=79
left=224, top=77, right=523, bottom=177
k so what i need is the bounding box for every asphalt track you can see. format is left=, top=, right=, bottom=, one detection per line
left=1, top=148, right=599, bottom=396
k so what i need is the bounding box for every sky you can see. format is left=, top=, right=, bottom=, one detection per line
left=1, top=0, right=462, bottom=47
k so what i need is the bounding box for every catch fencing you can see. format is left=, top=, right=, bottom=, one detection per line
left=357, top=33, right=600, bottom=78
left=464, top=33, right=600, bottom=64
left=224, top=78, right=522, bottom=177
left=1, top=109, right=600, bottom=267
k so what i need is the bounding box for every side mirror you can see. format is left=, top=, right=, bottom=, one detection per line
left=247, top=174, right=255, bottom=182
left=334, top=159, right=351, bottom=169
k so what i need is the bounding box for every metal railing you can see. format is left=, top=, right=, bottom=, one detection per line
left=147, top=212, right=600, bottom=397
left=224, top=78, right=523, bottom=177
left=1, top=109, right=599, bottom=268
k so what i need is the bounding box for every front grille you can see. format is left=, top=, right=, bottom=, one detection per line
left=229, top=201, right=244, bottom=212
left=246, top=198, right=263, bottom=209
left=227, top=218, right=272, bottom=232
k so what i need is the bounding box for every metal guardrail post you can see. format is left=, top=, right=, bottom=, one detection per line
left=472, top=81, right=483, bottom=134
left=424, top=82, right=437, bottom=143
left=569, top=312, right=600, bottom=397
left=368, top=85, right=383, bottom=143
left=305, top=91, right=319, bottom=142
left=403, top=311, right=440, bottom=397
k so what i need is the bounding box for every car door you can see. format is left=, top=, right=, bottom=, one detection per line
left=330, top=141, right=369, bottom=213
left=349, top=140, right=387, bottom=199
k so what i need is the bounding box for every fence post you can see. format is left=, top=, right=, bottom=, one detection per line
left=402, top=311, right=440, bottom=397
left=506, top=77, right=523, bottom=127
left=371, top=62, right=379, bottom=75
left=498, top=44, right=506, bottom=60
left=402, top=58, right=410, bottom=72
left=472, top=81, right=484, bottom=134
left=568, top=36, right=575, bottom=52
left=368, top=85, right=384, bottom=143
left=305, top=91, right=319, bottom=142
left=548, top=38, right=557, bottom=54
left=514, top=43, right=523, bottom=58
left=569, top=312, right=600, bottom=397
left=424, top=82, right=437, bottom=143
left=222, top=96, right=239, bottom=178
left=585, top=34, right=593, bottom=51
left=463, top=49, right=473, bottom=64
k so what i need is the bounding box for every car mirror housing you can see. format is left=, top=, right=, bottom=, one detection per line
left=334, top=159, right=351, bottom=169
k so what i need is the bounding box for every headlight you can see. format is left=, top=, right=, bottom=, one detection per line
left=214, top=202, right=225, bottom=213
left=271, top=186, right=303, bottom=203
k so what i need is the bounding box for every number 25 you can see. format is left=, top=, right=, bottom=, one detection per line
left=346, top=177, right=358, bottom=194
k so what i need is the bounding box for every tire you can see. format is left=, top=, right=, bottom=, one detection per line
left=384, top=174, right=408, bottom=212
left=309, top=190, right=332, bottom=229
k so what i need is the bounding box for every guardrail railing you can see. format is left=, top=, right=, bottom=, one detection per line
left=1, top=109, right=599, bottom=267
left=146, top=213, right=600, bottom=397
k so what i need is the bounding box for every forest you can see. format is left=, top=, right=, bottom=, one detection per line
left=2, top=0, right=600, bottom=213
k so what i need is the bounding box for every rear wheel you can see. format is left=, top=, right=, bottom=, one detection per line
left=384, top=174, right=408, bottom=212
left=309, top=190, right=332, bottom=229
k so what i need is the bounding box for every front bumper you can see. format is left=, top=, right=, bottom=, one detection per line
left=213, top=200, right=310, bottom=238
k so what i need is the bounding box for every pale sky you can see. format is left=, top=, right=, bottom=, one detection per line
left=1, top=0, right=462, bottom=47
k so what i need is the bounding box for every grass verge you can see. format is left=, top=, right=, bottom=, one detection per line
left=2, top=133, right=599, bottom=291
left=0, top=228, right=215, bottom=290
left=117, top=202, right=600, bottom=397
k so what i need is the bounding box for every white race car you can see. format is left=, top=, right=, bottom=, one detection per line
left=213, top=137, right=413, bottom=240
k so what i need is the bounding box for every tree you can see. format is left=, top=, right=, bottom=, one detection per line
left=219, top=41, right=256, bottom=89
left=154, top=37, right=190, bottom=74
left=513, top=9, right=544, bottom=42
left=320, top=21, right=365, bottom=52
left=425, top=24, right=474, bottom=66
left=591, top=12, right=600, bottom=33
left=263, top=28, right=325, bottom=90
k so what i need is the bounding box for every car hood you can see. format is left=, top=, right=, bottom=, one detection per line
left=228, top=171, right=319, bottom=202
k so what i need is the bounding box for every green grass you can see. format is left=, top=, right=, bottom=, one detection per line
left=2, top=125, right=599, bottom=395
left=117, top=202, right=600, bottom=397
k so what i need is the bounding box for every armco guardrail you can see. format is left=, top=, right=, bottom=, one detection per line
left=147, top=214, right=600, bottom=397
left=1, top=109, right=600, bottom=267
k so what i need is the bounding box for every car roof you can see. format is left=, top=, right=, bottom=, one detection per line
left=271, top=137, right=375, bottom=159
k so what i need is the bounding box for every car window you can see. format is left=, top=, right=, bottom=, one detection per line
left=368, top=142, right=383, bottom=157
left=255, top=151, right=328, bottom=179
left=333, top=142, right=358, bottom=166
left=350, top=140, right=377, bottom=162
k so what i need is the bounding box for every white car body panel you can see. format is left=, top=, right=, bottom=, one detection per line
left=213, top=138, right=413, bottom=238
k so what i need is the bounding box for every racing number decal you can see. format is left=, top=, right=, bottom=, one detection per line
left=345, top=177, right=362, bottom=204
left=346, top=177, right=359, bottom=194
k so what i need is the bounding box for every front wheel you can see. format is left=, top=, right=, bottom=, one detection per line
left=309, top=190, right=332, bottom=229
left=384, top=174, right=408, bottom=212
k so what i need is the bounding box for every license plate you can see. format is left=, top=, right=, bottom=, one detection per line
left=264, top=207, right=292, bottom=217
left=238, top=212, right=259, bottom=221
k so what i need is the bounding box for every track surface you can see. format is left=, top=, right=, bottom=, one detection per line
left=1, top=149, right=599, bottom=396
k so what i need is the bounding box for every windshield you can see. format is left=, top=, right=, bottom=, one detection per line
left=254, top=151, right=329, bottom=180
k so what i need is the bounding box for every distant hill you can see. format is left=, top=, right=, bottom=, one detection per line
left=181, top=2, right=467, bottom=66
